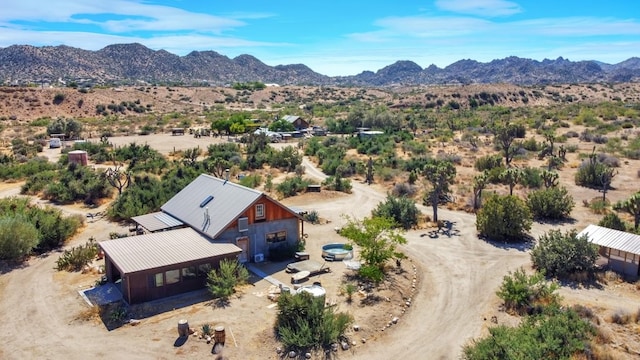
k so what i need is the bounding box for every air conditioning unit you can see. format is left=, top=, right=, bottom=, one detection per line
left=254, top=253, right=264, bottom=263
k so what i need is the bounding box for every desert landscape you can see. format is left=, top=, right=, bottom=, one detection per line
left=1, top=83, right=640, bottom=359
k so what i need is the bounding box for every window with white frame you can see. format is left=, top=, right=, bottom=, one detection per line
left=255, top=203, right=265, bottom=220
left=266, top=230, right=287, bottom=243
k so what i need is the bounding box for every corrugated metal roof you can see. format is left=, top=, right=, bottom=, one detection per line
left=283, top=115, right=301, bottom=123
left=131, top=211, right=184, bottom=232
left=578, top=224, right=640, bottom=255
left=99, top=227, right=241, bottom=274
left=161, top=174, right=263, bottom=239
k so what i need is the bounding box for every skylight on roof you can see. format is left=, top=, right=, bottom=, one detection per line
left=199, top=195, right=214, bottom=208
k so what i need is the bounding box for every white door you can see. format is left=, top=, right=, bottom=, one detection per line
left=237, top=237, right=249, bottom=263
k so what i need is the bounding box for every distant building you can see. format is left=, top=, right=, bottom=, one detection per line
left=283, top=115, right=309, bottom=130
left=358, top=130, right=384, bottom=139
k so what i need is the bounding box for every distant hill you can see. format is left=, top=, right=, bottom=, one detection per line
left=0, top=43, right=638, bottom=86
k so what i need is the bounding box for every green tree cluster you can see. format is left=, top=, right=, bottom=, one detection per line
left=464, top=306, right=594, bottom=360
left=46, top=117, right=83, bottom=139
left=530, top=230, right=598, bottom=279
left=476, top=194, right=532, bottom=242
left=0, top=197, right=82, bottom=260
left=526, top=186, right=574, bottom=220
left=43, top=162, right=112, bottom=205
left=372, top=194, right=420, bottom=230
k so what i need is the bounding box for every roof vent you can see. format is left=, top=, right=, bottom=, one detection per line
left=224, top=169, right=230, bottom=182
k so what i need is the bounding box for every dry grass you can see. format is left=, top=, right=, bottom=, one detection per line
left=75, top=304, right=103, bottom=322
left=587, top=344, right=622, bottom=360
left=596, top=271, right=623, bottom=285
left=609, top=308, right=635, bottom=325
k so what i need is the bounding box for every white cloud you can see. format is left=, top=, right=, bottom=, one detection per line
left=435, top=0, right=522, bottom=17
left=0, top=0, right=246, bottom=33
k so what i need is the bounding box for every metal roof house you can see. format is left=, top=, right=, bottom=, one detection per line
left=578, top=224, right=640, bottom=279
left=283, top=115, right=309, bottom=131
left=100, top=174, right=303, bottom=304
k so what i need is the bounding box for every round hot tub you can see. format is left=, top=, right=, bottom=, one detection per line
left=321, top=243, right=353, bottom=261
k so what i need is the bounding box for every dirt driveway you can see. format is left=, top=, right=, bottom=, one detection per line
left=1, top=133, right=637, bottom=359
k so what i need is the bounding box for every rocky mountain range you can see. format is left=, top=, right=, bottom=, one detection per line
left=1, top=43, right=639, bottom=86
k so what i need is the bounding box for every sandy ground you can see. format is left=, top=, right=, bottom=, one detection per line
left=1, top=133, right=640, bottom=359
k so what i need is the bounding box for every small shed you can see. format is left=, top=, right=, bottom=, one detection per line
left=171, top=128, right=185, bottom=136
left=68, top=150, right=88, bottom=166
left=578, top=224, right=640, bottom=279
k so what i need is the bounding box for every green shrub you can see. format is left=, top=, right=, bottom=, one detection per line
left=474, top=154, right=503, bottom=171
left=0, top=157, right=58, bottom=181
left=55, top=238, right=99, bottom=271
left=575, top=156, right=612, bottom=189
left=276, top=291, right=353, bottom=351
left=0, top=215, right=40, bottom=260
left=322, top=174, right=352, bottom=193
left=43, top=163, right=112, bottom=205
left=463, top=306, right=594, bottom=359
left=520, top=166, right=542, bottom=188
left=372, top=194, right=421, bottom=230
left=201, top=323, right=213, bottom=336
left=531, top=229, right=599, bottom=279
left=589, top=199, right=609, bottom=214
left=238, top=173, right=262, bottom=188
left=496, top=268, right=559, bottom=314
left=303, top=210, right=320, bottom=224
left=598, top=213, right=626, bottom=231
left=522, top=137, right=540, bottom=151
left=0, top=198, right=83, bottom=251
left=476, top=194, right=532, bottom=242
left=276, top=176, right=311, bottom=198
left=206, top=259, right=249, bottom=300
left=53, top=93, right=65, bottom=105
left=527, top=186, right=574, bottom=220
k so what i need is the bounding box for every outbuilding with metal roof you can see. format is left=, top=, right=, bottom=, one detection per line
left=578, top=224, right=640, bottom=279
left=100, top=228, right=242, bottom=304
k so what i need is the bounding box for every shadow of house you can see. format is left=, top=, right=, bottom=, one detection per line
left=99, top=174, right=303, bottom=304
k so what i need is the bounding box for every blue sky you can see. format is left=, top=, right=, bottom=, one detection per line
left=1, top=0, right=639, bottom=76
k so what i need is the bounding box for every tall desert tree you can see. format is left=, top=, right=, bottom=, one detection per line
left=491, top=120, right=522, bottom=167
left=423, top=159, right=456, bottom=223
left=472, top=171, right=489, bottom=211
left=500, top=167, right=523, bottom=196
left=105, top=164, right=131, bottom=195
left=614, top=192, right=640, bottom=230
